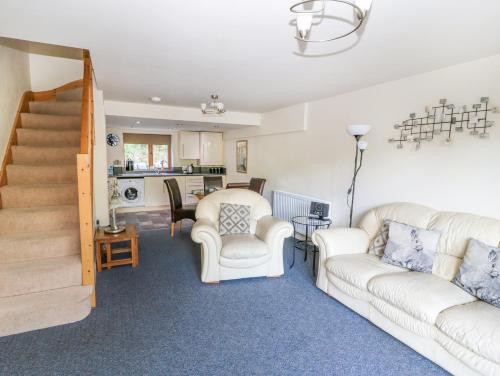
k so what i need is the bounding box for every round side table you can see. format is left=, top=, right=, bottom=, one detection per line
left=291, top=216, right=332, bottom=276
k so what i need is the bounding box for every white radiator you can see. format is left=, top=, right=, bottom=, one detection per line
left=272, top=190, right=331, bottom=235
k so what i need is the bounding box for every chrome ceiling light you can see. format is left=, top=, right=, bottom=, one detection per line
left=290, top=0, right=372, bottom=42
left=201, top=94, right=225, bottom=115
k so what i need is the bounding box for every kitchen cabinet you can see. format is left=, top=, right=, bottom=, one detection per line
left=144, top=176, right=185, bottom=206
left=185, top=176, right=204, bottom=205
left=199, top=132, right=223, bottom=166
left=179, top=132, right=200, bottom=159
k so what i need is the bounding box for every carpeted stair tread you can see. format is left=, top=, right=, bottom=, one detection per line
left=16, top=128, right=80, bottom=147
left=0, top=255, right=82, bottom=298
left=6, top=163, right=77, bottom=185
left=0, top=229, right=80, bottom=264
left=0, top=205, right=79, bottom=235
left=0, top=285, right=92, bottom=337
left=29, top=100, right=81, bottom=116
left=0, top=183, right=78, bottom=208
left=56, top=88, right=83, bottom=102
left=20, top=113, right=81, bottom=131
left=12, top=145, right=79, bottom=164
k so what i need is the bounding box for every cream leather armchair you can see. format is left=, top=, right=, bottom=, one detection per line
left=191, top=189, right=293, bottom=283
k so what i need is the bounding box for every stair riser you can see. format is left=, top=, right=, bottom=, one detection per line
left=16, top=129, right=80, bottom=147
left=12, top=146, right=79, bottom=164
left=0, top=300, right=91, bottom=337
left=0, top=232, right=80, bottom=264
left=29, top=101, right=82, bottom=116
left=0, top=207, right=79, bottom=235
left=21, top=113, right=81, bottom=131
left=0, top=186, right=78, bottom=209
left=56, top=88, right=83, bottom=102
left=0, top=256, right=82, bottom=298
left=6, top=165, right=77, bottom=185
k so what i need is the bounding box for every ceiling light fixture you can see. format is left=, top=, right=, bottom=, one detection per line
left=290, top=0, right=372, bottom=42
left=150, top=96, right=162, bottom=103
left=135, top=121, right=141, bottom=125
left=201, top=94, right=226, bottom=115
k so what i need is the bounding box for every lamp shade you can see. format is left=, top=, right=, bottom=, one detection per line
left=357, top=140, right=368, bottom=150
left=296, top=13, right=313, bottom=39
left=347, top=124, right=372, bottom=137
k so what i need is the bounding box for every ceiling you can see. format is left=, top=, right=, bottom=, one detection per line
left=1, top=0, right=500, bottom=113
left=106, top=115, right=243, bottom=132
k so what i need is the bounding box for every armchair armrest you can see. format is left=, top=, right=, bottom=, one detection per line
left=312, top=228, right=369, bottom=293
left=255, top=216, right=293, bottom=246
left=191, top=218, right=222, bottom=283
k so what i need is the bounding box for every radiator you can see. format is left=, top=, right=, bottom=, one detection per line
left=272, top=190, right=332, bottom=235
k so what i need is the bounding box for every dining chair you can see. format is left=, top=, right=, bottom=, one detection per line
left=164, top=178, right=196, bottom=237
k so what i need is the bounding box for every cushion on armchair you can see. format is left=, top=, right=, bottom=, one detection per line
left=219, top=203, right=251, bottom=236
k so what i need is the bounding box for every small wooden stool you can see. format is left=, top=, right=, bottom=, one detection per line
left=95, top=224, right=139, bottom=272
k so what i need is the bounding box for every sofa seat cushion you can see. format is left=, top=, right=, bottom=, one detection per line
left=219, top=234, right=270, bottom=268
left=368, top=272, right=477, bottom=325
left=325, top=253, right=408, bottom=291
left=436, top=301, right=500, bottom=366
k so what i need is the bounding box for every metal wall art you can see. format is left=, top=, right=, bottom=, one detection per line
left=389, top=97, right=497, bottom=150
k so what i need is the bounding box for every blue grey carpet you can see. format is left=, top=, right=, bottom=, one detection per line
left=0, top=229, right=449, bottom=376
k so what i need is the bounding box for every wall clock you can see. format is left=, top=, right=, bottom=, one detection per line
left=107, top=133, right=119, bottom=147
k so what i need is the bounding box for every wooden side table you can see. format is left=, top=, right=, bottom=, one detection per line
left=95, top=224, right=139, bottom=272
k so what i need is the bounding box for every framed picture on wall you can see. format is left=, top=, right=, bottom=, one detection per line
left=236, top=140, right=248, bottom=173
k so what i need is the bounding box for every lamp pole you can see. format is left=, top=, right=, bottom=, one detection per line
left=349, top=135, right=361, bottom=228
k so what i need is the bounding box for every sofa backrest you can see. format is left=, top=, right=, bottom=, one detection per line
left=359, top=202, right=500, bottom=280
left=195, top=188, right=272, bottom=234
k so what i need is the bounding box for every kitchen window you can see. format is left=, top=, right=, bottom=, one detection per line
left=123, top=133, right=171, bottom=170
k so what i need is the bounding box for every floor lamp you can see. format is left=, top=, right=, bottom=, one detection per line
left=346, top=124, right=372, bottom=228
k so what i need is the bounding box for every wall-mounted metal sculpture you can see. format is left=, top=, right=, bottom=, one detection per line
left=389, top=97, right=497, bottom=150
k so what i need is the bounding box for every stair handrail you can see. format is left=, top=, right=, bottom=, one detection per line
left=77, top=50, right=96, bottom=307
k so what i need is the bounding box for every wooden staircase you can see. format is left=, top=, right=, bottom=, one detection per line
left=0, top=52, right=95, bottom=337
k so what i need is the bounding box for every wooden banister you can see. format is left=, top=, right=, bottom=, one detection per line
left=77, top=49, right=96, bottom=307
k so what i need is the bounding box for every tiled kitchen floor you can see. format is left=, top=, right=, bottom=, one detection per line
left=116, top=209, right=171, bottom=232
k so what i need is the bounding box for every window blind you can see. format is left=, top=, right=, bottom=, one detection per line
left=123, top=133, right=171, bottom=145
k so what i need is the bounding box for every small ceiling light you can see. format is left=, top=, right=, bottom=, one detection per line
left=150, top=96, right=162, bottom=103
left=135, top=121, right=141, bottom=125
left=290, top=0, right=372, bottom=43
left=201, top=94, right=226, bottom=116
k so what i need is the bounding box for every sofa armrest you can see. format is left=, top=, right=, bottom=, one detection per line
left=191, top=218, right=222, bottom=283
left=255, top=216, right=293, bottom=247
left=312, top=228, right=369, bottom=293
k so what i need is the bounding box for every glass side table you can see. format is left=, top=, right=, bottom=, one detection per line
left=291, top=216, right=332, bottom=276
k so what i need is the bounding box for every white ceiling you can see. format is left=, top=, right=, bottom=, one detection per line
left=1, top=0, right=500, bottom=112
left=106, top=115, right=243, bottom=132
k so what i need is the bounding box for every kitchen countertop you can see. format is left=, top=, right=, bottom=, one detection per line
left=109, top=172, right=226, bottom=178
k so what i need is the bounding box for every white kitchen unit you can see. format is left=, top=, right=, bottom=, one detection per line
left=185, top=176, right=204, bottom=205
left=144, top=176, right=186, bottom=206
left=179, top=131, right=200, bottom=159
left=199, top=132, right=223, bottom=166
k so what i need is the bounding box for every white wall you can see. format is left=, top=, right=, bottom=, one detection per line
left=93, top=87, right=109, bottom=226
left=0, top=41, right=31, bottom=161
left=224, top=54, right=500, bottom=225
left=29, top=53, right=82, bottom=91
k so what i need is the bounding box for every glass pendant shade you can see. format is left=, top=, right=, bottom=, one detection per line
left=357, top=140, right=368, bottom=150
left=296, top=13, right=313, bottom=39
left=347, top=124, right=372, bottom=137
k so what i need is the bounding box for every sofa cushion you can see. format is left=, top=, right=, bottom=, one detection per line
left=368, top=272, right=477, bottom=325
left=221, top=234, right=269, bottom=259
left=368, top=219, right=390, bottom=257
left=381, top=221, right=440, bottom=273
left=452, top=238, right=500, bottom=307
left=436, top=301, right=500, bottom=371
left=325, top=253, right=407, bottom=291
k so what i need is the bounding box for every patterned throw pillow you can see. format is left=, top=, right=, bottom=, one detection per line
left=381, top=221, right=441, bottom=273
left=368, top=219, right=390, bottom=257
left=219, top=203, right=251, bottom=236
left=452, top=239, right=500, bottom=308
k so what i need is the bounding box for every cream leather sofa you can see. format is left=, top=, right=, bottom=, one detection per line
left=312, top=203, right=500, bottom=376
left=191, top=189, right=293, bottom=283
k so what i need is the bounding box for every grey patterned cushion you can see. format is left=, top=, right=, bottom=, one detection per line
left=381, top=221, right=441, bottom=273
left=452, top=239, right=500, bottom=308
left=219, top=203, right=251, bottom=236
left=368, top=219, right=390, bottom=257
